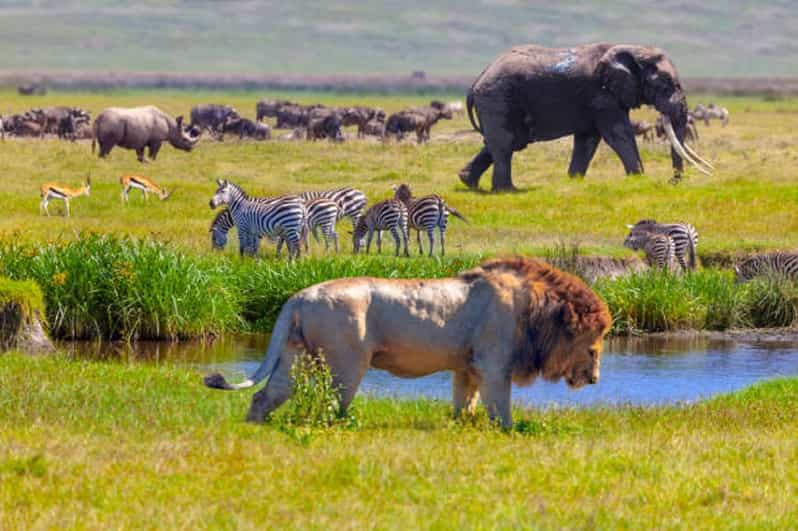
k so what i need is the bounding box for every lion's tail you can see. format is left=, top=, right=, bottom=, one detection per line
left=204, top=298, right=302, bottom=391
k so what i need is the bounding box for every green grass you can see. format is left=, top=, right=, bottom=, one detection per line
left=0, top=2, right=793, bottom=76
left=1, top=353, right=797, bottom=528
left=1, top=90, right=797, bottom=259
left=0, top=277, right=45, bottom=321
left=3, top=235, right=798, bottom=338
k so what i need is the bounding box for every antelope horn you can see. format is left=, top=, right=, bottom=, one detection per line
left=662, top=117, right=712, bottom=176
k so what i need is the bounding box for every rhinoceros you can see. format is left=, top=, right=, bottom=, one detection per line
left=92, top=106, right=201, bottom=162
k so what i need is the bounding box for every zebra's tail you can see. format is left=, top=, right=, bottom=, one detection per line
left=446, top=205, right=469, bottom=224
left=204, top=298, right=302, bottom=391
left=687, top=235, right=697, bottom=270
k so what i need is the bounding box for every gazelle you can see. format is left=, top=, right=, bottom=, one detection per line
left=40, top=175, right=90, bottom=217
left=120, top=175, right=171, bottom=203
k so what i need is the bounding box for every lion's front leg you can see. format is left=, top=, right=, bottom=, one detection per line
left=452, top=370, right=480, bottom=418
left=476, top=369, right=512, bottom=428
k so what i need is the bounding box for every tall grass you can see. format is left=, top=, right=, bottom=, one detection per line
left=0, top=234, right=242, bottom=340
left=1, top=234, right=797, bottom=339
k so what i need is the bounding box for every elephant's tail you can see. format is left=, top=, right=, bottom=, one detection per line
left=204, top=298, right=302, bottom=391
left=466, top=88, right=481, bottom=134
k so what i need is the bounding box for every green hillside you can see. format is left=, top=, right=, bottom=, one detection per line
left=0, top=1, right=795, bottom=76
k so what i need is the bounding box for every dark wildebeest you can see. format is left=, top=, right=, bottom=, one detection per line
left=256, top=100, right=295, bottom=122
left=385, top=101, right=452, bottom=144
left=630, top=119, right=655, bottom=142
left=222, top=117, right=271, bottom=140
left=18, top=83, right=46, bottom=96
left=93, top=106, right=201, bottom=162
left=307, top=108, right=345, bottom=142
left=189, top=104, right=240, bottom=139
left=275, top=104, right=312, bottom=129
left=341, top=106, right=385, bottom=138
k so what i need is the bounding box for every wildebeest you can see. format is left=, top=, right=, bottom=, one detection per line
left=690, top=103, right=729, bottom=127
left=36, top=107, right=92, bottom=139
left=341, top=106, right=385, bottom=138
left=362, top=118, right=385, bottom=138
left=275, top=104, right=311, bottom=129
left=307, top=108, right=344, bottom=142
left=256, top=100, right=295, bottom=122
left=631, top=119, right=655, bottom=142
left=222, top=117, right=271, bottom=140
left=385, top=101, right=452, bottom=144
left=92, top=106, right=201, bottom=162
left=189, top=104, right=240, bottom=138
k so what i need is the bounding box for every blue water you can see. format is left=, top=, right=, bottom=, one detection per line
left=201, top=336, right=798, bottom=407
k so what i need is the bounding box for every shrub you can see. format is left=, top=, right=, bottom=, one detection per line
left=278, top=350, right=343, bottom=429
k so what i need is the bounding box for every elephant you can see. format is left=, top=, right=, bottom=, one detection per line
left=459, top=43, right=713, bottom=191
left=92, top=106, right=201, bottom=162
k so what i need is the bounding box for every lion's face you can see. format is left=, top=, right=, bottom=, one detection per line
left=542, top=329, right=604, bottom=389
left=564, top=332, right=603, bottom=389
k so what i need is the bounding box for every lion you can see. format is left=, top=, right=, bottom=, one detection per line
left=204, top=257, right=612, bottom=427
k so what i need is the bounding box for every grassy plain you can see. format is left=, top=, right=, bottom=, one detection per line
left=1, top=89, right=797, bottom=259
left=1, top=354, right=797, bottom=528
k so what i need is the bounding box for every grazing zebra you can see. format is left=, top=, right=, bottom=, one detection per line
left=392, top=183, right=467, bottom=256
left=303, top=197, right=342, bottom=253
left=627, top=219, right=698, bottom=271
left=352, top=199, right=409, bottom=257
left=624, top=231, right=676, bottom=270
left=210, top=208, right=235, bottom=250
left=209, top=179, right=306, bottom=259
left=210, top=197, right=342, bottom=255
left=298, top=187, right=366, bottom=229
left=734, top=253, right=798, bottom=283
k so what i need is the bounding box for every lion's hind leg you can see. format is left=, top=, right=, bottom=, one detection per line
left=246, top=354, right=294, bottom=423
left=452, top=370, right=480, bottom=419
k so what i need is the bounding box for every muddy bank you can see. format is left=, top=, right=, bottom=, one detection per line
left=0, top=278, right=53, bottom=353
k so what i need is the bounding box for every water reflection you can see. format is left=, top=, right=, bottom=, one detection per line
left=60, top=334, right=798, bottom=407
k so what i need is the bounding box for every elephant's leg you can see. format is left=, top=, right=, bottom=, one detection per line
left=452, top=370, right=480, bottom=418
left=246, top=356, right=293, bottom=423
left=597, top=118, right=643, bottom=174
left=476, top=368, right=512, bottom=428
left=568, top=131, right=602, bottom=177
left=490, top=147, right=516, bottom=192
left=458, top=146, right=493, bottom=189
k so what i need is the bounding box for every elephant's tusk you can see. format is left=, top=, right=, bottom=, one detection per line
left=663, top=118, right=712, bottom=176
left=682, top=141, right=715, bottom=171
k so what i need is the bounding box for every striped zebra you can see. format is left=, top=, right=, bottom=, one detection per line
left=734, top=252, right=798, bottom=283
left=298, top=187, right=366, bottom=229
left=209, top=179, right=306, bottom=259
left=627, top=219, right=698, bottom=271
left=352, top=199, right=409, bottom=256
left=392, top=183, right=467, bottom=256
left=210, top=196, right=341, bottom=255
left=624, top=231, right=676, bottom=270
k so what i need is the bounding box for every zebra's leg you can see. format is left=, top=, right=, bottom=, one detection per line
left=426, top=228, right=435, bottom=257
left=376, top=230, right=382, bottom=254
left=416, top=229, right=423, bottom=255
left=390, top=227, right=401, bottom=257
left=439, top=226, right=446, bottom=256
left=275, top=238, right=284, bottom=258
left=365, top=228, right=374, bottom=254
left=332, top=230, right=339, bottom=253
left=676, top=253, right=688, bottom=272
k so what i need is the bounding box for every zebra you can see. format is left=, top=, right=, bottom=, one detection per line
left=734, top=253, right=798, bottom=283
left=209, top=179, right=306, bottom=259
left=303, top=197, right=343, bottom=253
left=392, top=183, right=467, bottom=256
left=627, top=219, right=698, bottom=271
left=298, top=187, right=366, bottom=229
left=210, top=196, right=342, bottom=255
left=624, top=231, right=676, bottom=271
left=352, top=199, right=409, bottom=257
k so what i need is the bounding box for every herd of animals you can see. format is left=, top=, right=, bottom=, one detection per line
left=1, top=98, right=463, bottom=146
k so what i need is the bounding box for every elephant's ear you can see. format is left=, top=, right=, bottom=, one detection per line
left=596, top=47, right=642, bottom=109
